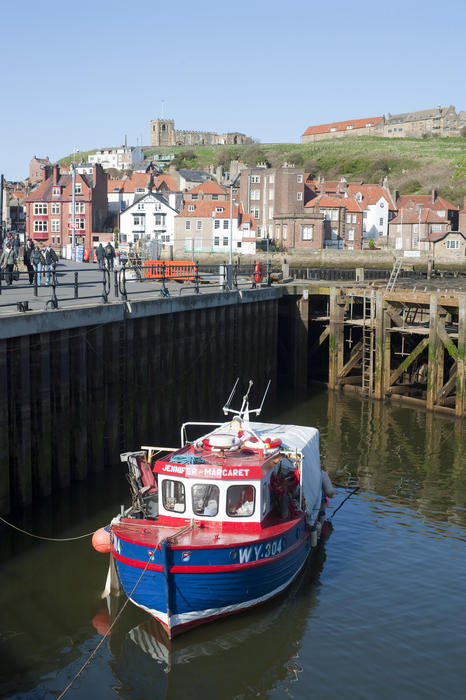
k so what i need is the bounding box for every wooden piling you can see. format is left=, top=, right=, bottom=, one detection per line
left=457, top=296, right=466, bottom=417
left=329, top=288, right=345, bottom=390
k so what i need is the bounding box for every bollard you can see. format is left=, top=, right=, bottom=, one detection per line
left=74, top=271, right=79, bottom=298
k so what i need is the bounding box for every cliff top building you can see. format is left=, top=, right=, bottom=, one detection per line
left=150, top=118, right=253, bottom=148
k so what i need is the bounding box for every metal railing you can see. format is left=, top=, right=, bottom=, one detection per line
left=0, top=261, right=273, bottom=312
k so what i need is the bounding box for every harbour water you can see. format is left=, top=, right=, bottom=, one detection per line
left=0, top=389, right=465, bottom=699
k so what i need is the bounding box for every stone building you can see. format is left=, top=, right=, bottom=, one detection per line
left=150, top=118, right=253, bottom=147
left=29, top=155, right=51, bottom=184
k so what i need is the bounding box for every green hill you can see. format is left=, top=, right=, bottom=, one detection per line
left=143, top=136, right=466, bottom=207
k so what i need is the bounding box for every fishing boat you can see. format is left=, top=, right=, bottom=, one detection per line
left=93, top=380, right=334, bottom=638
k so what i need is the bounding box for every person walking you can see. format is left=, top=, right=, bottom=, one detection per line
left=0, top=242, right=18, bottom=285
left=31, top=245, right=45, bottom=286
left=105, top=242, right=115, bottom=271
left=96, top=243, right=105, bottom=270
left=44, top=245, right=58, bottom=285
left=24, top=238, right=35, bottom=284
left=12, top=234, right=21, bottom=253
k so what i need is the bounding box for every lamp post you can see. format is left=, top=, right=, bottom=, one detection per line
left=71, top=161, right=76, bottom=255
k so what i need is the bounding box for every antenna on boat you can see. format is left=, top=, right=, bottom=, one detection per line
left=222, top=379, right=271, bottom=421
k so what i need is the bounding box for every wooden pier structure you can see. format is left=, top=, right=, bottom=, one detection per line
left=304, top=285, right=466, bottom=417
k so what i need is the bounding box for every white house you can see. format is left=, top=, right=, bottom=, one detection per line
left=346, top=184, right=396, bottom=244
left=119, top=190, right=180, bottom=250
left=88, top=146, right=144, bottom=171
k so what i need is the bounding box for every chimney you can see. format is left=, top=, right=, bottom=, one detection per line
left=394, top=190, right=399, bottom=203
left=53, top=165, right=59, bottom=185
left=431, top=189, right=437, bottom=204
left=42, top=165, right=52, bottom=182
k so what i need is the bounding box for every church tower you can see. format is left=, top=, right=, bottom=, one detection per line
left=150, top=119, right=175, bottom=147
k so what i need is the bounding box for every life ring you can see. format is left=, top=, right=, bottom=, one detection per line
left=83, top=247, right=90, bottom=262
left=203, top=434, right=241, bottom=451
left=243, top=436, right=282, bottom=453
left=254, top=261, right=264, bottom=284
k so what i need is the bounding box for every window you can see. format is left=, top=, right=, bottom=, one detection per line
left=188, top=204, right=195, bottom=212
left=269, top=174, right=274, bottom=184
left=301, top=225, right=313, bottom=240
left=347, top=229, right=354, bottom=241
left=297, top=174, right=303, bottom=183
left=51, top=203, right=60, bottom=215
left=223, top=220, right=228, bottom=229
left=283, top=224, right=288, bottom=240
left=135, top=187, right=145, bottom=193
left=52, top=187, right=60, bottom=196
left=226, top=484, right=255, bottom=517
left=269, top=207, right=274, bottom=219
left=161, top=234, right=170, bottom=243
left=379, top=218, right=384, bottom=226
left=195, top=239, right=203, bottom=251
left=352, top=214, right=357, bottom=224
left=346, top=214, right=351, bottom=223
left=137, top=203, right=144, bottom=210
left=69, top=202, right=85, bottom=214
left=34, top=203, right=48, bottom=215
left=215, top=207, right=224, bottom=213
left=269, top=189, right=274, bottom=200
left=191, top=194, right=198, bottom=200
left=251, top=189, right=260, bottom=200
left=75, top=218, right=85, bottom=230
left=184, top=237, right=193, bottom=251
left=214, top=236, right=220, bottom=246
left=154, top=214, right=164, bottom=226
left=431, top=224, right=443, bottom=232
left=214, top=220, right=220, bottom=229
left=212, top=194, right=219, bottom=200
left=297, top=192, right=303, bottom=201
left=413, top=237, right=418, bottom=247
left=34, top=220, right=48, bottom=232
left=133, top=215, right=143, bottom=226
left=446, top=240, right=459, bottom=249
left=162, top=479, right=185, bottom=513
left=51, top=219, right=60, bottom=233
left=437, top=210, right=445, bottom=218
left=192, top=484, right=219, bottom=517
left=275, top=224, right=281, bottom=239
left=196, top=220, right=202, bottom=230
left=251, top=208, right=260, bottom=219
left=185, top=221, right=191, bottom=230
left=251, top=175, right=261, bottom=184
left=223, top=236, right=229, bottom=246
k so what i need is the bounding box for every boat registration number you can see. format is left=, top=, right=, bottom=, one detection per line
left=238, top=537, right=284, bottom=564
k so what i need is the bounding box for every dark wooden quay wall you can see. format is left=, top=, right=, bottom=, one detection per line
left=0, top=289, right=279, bottom=513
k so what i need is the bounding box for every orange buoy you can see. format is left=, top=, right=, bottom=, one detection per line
left=254, top=260, right=264, bottom=284
left=92, top=527, right=111, bottom=553
left=83, top=247, right=90, bottom=261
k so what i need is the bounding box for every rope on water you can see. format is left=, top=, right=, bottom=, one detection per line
left=0, top=515, right=96, bottom=541
left=330, top=486, right=360, bottom=519
left=58, top=520, right=195, bottom=698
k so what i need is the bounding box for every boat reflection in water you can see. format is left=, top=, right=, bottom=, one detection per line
left=102, top=531, right=330, bottom=698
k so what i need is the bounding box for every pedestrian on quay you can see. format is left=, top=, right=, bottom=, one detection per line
left=44, top=244, right=59, bottom=285
left=0, top=241, right=18, bottom=285
left=31, top=245, right=45, bottom=286
left=12, top=234, right=21, bottom=253
left=24, top=238, right=35, bottom=284
left=105, top=242, right=115, bottom=271
left=96, top=242, right=105, bottom=270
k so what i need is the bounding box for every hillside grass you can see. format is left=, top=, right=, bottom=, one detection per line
left=142, top=136, right=466, bottom=206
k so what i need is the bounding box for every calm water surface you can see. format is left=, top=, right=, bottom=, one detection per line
left=1, top=390, right=465, bottom=699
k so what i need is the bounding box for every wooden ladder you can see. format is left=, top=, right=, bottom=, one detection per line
left=361, top=290, right=375, bottom=396
left=386, top=257, right=403, bottom=292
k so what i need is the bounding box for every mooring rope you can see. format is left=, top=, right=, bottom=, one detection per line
left=57, top=555, right=152, bottom=700
left=0, top=515, right=96, bottom=541
left=58, top=521, right=195, bottom=698
left=330, top=486, right=360, bottom=519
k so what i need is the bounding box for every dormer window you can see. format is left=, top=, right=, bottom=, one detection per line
left=74, top=183, right=82, bottom=195
left=135, top=187, right=145, bottom=193
left=52, top=186, right=60, bottom=196
left=355, top=192, right=363, bottom=202
left=215, top=207, right=224, bottom=213
left=346, top=125, right=354, bottom=130
left=188, top=204, right=195, bottom=212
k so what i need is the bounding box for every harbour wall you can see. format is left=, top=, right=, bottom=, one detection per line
left=0, top=289, right=281, bottom=513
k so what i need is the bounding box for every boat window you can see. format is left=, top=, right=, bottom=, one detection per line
left=226, top=484, right=255, bottom=517
left=162, top=479, right=185, bottom=513
left=192, top=484, right=220, bottom=517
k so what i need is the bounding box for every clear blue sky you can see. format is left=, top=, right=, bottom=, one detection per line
left=1, top=0, right=465, bottom=180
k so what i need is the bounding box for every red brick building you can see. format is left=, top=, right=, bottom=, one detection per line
left=25, top=164, right=108, bottom=250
